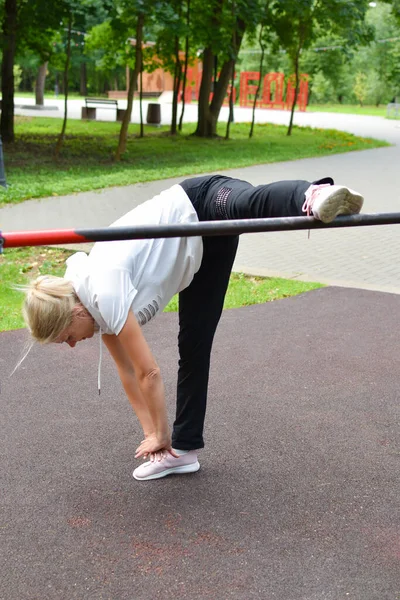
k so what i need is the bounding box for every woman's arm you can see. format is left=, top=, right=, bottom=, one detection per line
left=101, top=333, right=155, bottom=438
left=111, top=311, right=176, bottom=457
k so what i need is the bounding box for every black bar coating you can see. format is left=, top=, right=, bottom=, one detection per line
left=77, top=213, right=400, bottom=242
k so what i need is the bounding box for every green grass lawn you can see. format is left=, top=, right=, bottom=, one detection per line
left=306, top=103, right=393, bottom=118
left=0, top=116, right=388, bottom=207
left=15, top=91, right=86, bottom=101
left=0, top=247, right=323, bottom=332
left=14, top=92, right=162, bottom=102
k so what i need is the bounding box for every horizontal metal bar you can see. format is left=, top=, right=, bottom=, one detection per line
left=2, top=213, right=400, bottom=249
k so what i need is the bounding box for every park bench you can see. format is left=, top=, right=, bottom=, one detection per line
left=81, top=98, right=126, bottom=122
left=386, top=102, right=400, bottom=118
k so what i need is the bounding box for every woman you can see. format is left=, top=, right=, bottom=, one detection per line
left=22, top=174, right=364, bottom=481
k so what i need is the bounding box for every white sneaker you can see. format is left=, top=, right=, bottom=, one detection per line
left=132, top=450, right=200, bottom=481
left=302, top=184, right=364, bottom=223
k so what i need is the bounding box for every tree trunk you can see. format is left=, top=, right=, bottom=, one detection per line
left=35, top=62, right=48, bottom=106
left=139, top=63, right=144, bottom=138
left=55, top=15, right=72, bottom=157
left=287, top=47, right=300, bottom=137
left=213, top=56, right=218, bottom=90
left=171, top=35, right=182, bottom=135
left=211, top=59, right=232, bottom=112
left=250, top=25, right=265, bottom=138
left=225, top=5, right=237, bottom=141
left=194, top=47, right=215, bottom=137
left=80, top=62, right=87, bottom=96
left=178, top=0, right=190, bottom=132
left=115, top=13, right=144, bottom=161
left=1, top=0, right=17, bottom=144
left=195, top=18, right=246, bottom=138
left=225, top=59, right=235, bottom=140
left=210, top=21, right=245, bottom=132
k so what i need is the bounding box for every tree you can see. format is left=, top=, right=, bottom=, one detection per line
left=115, top=11, right=144, bottom=159
left=55, top=12, right=73, bottom=157
left=0, top=0, right=74, bottom=142
left=151, top=0, right=188, bottom=135
left=356, top=2, right=400, bottom=103
left=19, top=23, right=61, bottom=106
left=179, top=0, right=191, bottom=131
left=353, top=72, right=367, bottom=106
left=53, top=0, right=101, bottom=156
left=308, top=71, right=336, bottom=103
left=85, top=0, right=156, bottom=158
left=249, top=15, right=271, bottom=138
left=270, top=0, right=372, bottom=135
left=192, top=0, right=260, bottom=137
left=1, top=0, right=18, bottom=142
left=302, top=35, right=354, bottom=104
left=70, top=0, right=112, bottom=96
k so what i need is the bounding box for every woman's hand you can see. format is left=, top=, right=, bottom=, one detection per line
left=135, top=433, right=179, bottom=460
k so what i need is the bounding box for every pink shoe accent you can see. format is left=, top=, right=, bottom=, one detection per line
left=302, top=184, right=364, bottom=223
left=302, top=184, right=331, bottom=217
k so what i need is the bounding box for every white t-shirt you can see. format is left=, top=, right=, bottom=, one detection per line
left=64, top=184, right=203, bottom=335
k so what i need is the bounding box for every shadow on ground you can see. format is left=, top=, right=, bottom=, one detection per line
left=1, top=287, right=399, bottom=600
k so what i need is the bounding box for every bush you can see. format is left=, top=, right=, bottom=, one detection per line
left=309, top=71, right=336, bottom=104
left=13, top=65, right=23, bottom=91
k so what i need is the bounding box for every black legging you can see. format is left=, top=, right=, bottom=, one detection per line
left=172, top=175, right=333, bottom=450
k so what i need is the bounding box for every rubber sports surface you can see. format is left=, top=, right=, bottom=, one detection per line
left=1, top=287, right=399, bottom=600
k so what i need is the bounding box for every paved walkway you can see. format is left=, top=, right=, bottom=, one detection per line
left=2, top=102, right=400, bottom=293
left=2, top=287, right=400, bottom=600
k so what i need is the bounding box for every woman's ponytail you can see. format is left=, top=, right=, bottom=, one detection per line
left=22, top=276, right=77, bottom=343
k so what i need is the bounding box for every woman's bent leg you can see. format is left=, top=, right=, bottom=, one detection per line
left=207, top=176, right=362, bottom=224
left=172, top=235, right=239, bottom=450
left=220, top=178, right=333, bottom=220
left=182, top=175, right=318, bottom=221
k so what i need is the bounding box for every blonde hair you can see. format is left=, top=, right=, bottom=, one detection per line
left=22, top=275, right=78, bottom=344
